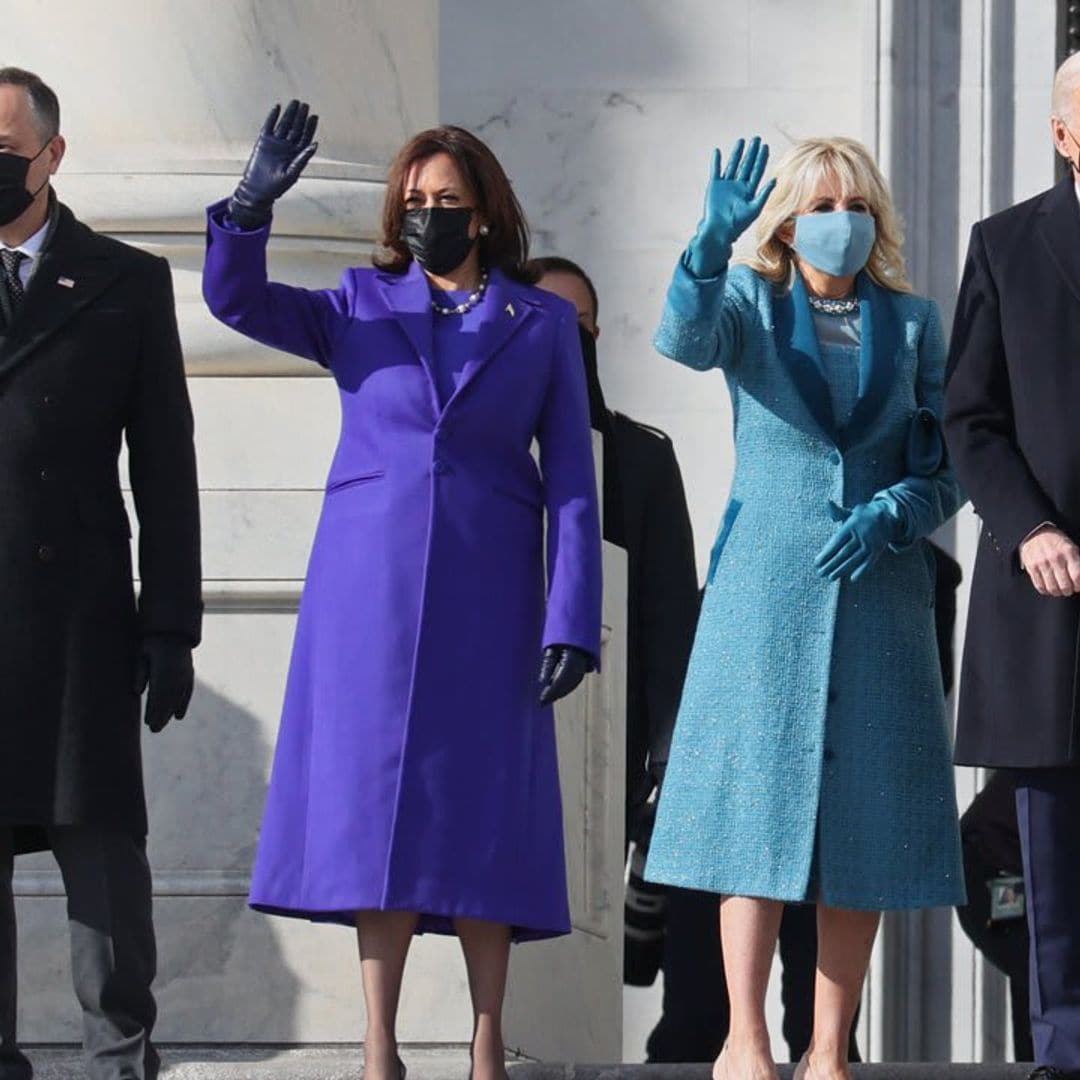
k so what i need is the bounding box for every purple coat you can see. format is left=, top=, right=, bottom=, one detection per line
left=202, top=204, right=602, bottom=941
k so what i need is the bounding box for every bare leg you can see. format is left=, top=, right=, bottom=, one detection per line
left=455, top=917, right=512, bottom=1080
left=357, top=910, right=419, bottom=1080
left=715, top=895, right=784, bottom=1080
left=796, top=904, right=880, bottom=1080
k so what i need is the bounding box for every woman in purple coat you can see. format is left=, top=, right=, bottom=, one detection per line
left=202, top=102, right=602, bottom=1080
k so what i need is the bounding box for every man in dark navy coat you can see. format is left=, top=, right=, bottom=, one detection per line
left=0, top=69, right=201, bottom=1080
left=945, top=52, right=1080, bottom=1080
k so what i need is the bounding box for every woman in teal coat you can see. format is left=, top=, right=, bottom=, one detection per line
left=645, top=136, right=964, bottom=1080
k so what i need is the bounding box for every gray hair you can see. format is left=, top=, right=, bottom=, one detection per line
left=1052, top=53, right=1080, bottom=125
left=0, top=67, right=60, bottom=141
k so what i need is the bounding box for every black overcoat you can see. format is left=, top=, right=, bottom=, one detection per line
left=603, top=413, right=699, bottom=829
left=944, top=176, right=1080, bottom=767
left=0, top=202, right=201, bottom=851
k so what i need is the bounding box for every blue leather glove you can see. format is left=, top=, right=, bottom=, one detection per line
left=685, top=136, right=777, bottom=278
left=814, top=500, right=904, bottom=583
left=228, top=99, right=319, bottom=230
left=538, top=645, right=591, bottom=705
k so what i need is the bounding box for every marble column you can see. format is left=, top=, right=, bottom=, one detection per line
left=9, top=1, right=450, bottom=1043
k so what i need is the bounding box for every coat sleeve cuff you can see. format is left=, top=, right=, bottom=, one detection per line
left=666, top=251, right=728, bottom=322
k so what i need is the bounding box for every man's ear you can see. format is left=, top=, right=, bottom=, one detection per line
left=1051, top=117, right=1073, bottom=160
left=48, top=135, right=66, bottom=175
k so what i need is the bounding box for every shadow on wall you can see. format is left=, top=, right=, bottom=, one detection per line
left=142, top=678, right=301, bottom=1044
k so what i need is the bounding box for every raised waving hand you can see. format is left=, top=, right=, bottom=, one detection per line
left=687, top=136, right=776, bottom=279
left=228, top=99, right=319, bottom=230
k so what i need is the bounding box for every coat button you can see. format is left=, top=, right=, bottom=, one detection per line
left=39, top=468, right=49, bottom=481
left=432, top=460, right=447, bottom=475
left=42, top=394, right=54, bottom=406
left=38, top=544, right=55, bottom=562
left=828, top=688, right=838, bottom=704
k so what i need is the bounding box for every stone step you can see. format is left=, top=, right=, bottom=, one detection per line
left=18, top=1048, right=1034, bottom=1080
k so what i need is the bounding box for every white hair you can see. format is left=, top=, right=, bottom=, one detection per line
left=1052, top=53, right=1080, bottom=124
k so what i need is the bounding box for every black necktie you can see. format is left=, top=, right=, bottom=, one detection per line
left=1, top=249, right=27, bottom=310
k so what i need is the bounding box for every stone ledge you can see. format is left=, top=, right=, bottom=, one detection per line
left=17, top=1049, right=1033, bottom=1080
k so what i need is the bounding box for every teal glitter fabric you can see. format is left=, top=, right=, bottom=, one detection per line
left=645, top=263, right=965, bottom=910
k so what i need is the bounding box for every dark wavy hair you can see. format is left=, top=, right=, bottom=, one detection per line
left=374, top=125, right=535, bottom=282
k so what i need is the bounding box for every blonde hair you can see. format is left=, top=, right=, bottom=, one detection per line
left=743, top=136, right=912, bottom=293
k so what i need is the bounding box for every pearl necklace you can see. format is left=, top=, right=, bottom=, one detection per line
left=808, top=294, right=859, bottom=316
left=431, top=271, right=489, bottom=316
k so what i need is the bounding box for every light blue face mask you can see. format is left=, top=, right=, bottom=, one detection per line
left=793, top=210, right=876, bottom=277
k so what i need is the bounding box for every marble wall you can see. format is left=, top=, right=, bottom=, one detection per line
left=441, top=0, right=878, bottom=580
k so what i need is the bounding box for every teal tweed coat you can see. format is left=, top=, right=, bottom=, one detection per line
left=644, top=259, right=965, bottom=910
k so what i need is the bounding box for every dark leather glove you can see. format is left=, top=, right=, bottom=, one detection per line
left=538, top=644, right=591, bottom=706
left=135, top=636, right=195, bottom=733
left=227, top=99, right=319, bottom=230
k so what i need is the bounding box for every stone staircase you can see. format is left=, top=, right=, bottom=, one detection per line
left=19, top=1047, right=1034, bottom=1080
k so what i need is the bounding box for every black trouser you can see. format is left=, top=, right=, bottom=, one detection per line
left=0, top=827, right=158, bottom=1080
left=646, top=888, right=860, bottom=1063
left=955, top=841, right=1033, bottom=1061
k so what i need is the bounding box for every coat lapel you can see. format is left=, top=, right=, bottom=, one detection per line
left=444, top=269, right=537, bottom=409
left=773, top=271, right=837, bottom=442
left=374, top=260, right=439, bottom=417
left=1037, top=175, right=1080, bottom=307
left=375, top=264, right=538, bottom=416
left=0, top=205, right=125, bottom=382
left=841, top=272, right=901, bottom=448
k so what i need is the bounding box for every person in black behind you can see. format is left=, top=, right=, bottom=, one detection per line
left=0, top=69, right=200, bottom=1080
left=531, top=256, right=699, bottom=842
left=956, top=771, right=1033, bottom=1062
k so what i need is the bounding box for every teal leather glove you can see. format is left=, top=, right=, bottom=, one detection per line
left=685, top=136, right=777, bottom=278
left=815, top=500, right=904, bottom=583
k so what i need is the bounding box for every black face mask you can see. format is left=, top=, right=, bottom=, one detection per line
left=577, top=322, right=610, bottom=433
left=0, top=141, right=52, bottom=228
left=401, top=207, right=477, bottom=276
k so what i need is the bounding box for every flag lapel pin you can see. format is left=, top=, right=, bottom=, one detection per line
left=57, top=276, right=75, bottom=288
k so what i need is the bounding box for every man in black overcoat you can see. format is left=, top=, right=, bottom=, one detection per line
left=944, top=52, right=1080, bottom=1080
left=0, top=69, right=201, bottom=1080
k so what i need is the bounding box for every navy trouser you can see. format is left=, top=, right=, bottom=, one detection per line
left=1015, top=768, right=1080, bottom=1070
left=0, top=827, right=158, bottom=1080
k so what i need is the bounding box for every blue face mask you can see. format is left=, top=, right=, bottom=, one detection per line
left=793, top=210, right=876, bottom=277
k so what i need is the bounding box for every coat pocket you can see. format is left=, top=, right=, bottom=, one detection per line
left=325, top=469, right=386, bottom=495
left=706, top=498, right=743, bottom=586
